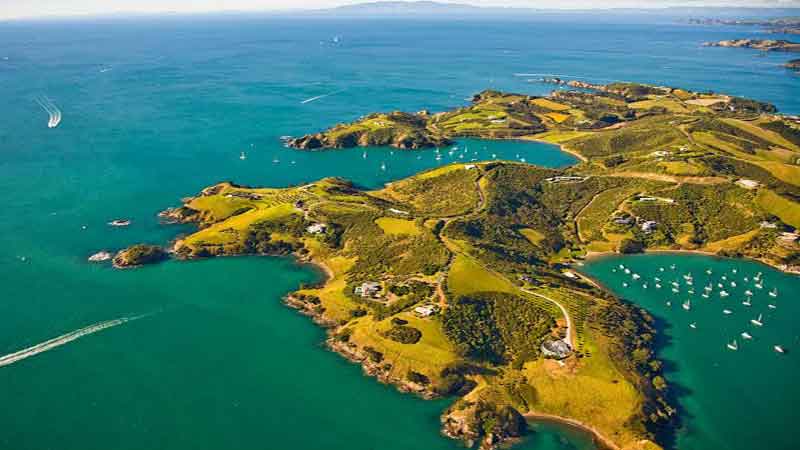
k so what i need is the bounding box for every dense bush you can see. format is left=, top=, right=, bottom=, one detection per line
left=442, top=292, right=554, bottom=363
left=384, top=325, right=423, bottom=344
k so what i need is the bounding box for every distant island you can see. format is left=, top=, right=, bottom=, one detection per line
left=703, top=38, right=800, bottom=52
left=689, top=16, right=800, bottom=34
left=121, top=80, right=800, bottom=450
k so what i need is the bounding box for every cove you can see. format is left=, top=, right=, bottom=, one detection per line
left=581, top=253, right=800, bottom=450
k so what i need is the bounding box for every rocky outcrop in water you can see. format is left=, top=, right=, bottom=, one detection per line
left=786, top=59, right=800, bottom=71
left=113, top=244, right=167, bottom=268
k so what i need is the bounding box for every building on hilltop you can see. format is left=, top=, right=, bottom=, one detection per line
left=354, top=281, right=382, bottom=299
left=541, top=339, right=572, bottom=359
left=307, top=223, right=328, bottom=234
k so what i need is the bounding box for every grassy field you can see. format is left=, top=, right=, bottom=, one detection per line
left=347, top=312, right=458, bottom=382
left=629, top=98, right=689, bottom=113
left=703, top=229, right=761, bottom=253
left=447, top=253, right=517, bottom=296
left=519, top=227, right=547, bottom=246
left=522, top=330, right=642, bottom=447
left=183, top=203, right=298, bottom=248
left=532, top=98, right=572, bottom=111
left=757, top=189, right=800, bottom=228
left=375, top=217, right=421, bottom=236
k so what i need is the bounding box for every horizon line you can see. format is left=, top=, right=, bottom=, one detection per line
left=3, top=3, right=800, bottom=23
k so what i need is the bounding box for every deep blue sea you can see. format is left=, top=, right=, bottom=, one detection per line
left=0, top=14, right=798, bottom=450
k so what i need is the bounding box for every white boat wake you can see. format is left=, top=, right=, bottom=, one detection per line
left=0, top=313, right=152, bottom=368
left=301, top=89, right=345, bottom=104
left=512, top=73, right=618, bottom=82
left=35, top=95, right=62, bottom=128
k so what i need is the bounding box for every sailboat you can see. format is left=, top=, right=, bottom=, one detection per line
left=723, top=309, right=732, bottom=315
left=768, top=304, right=777, bottom=309
left=741, top=332, right=752, bottom=340
left=380, top=162, right=387, bottom=171
left=750, top=314, right=763, bottom=327
left=670, top=264, right=676, bottom=270
left=706, top=269, right=712, bottom=275
left=239, top=151, right=246, bottom=160
left=362, top=151, right=368, bottom=159
left=742, top=298, right=752, bottom=307
left=719, top=290, right=729, bottom=297
left=744, top=290, right=753, bottom=296
left=755, top=282, right=763, bottom=289
left=655, top=283, right=662, bottom=289
left=682, top=300, right=691, bottom=311
left=689, top=322, right=697, bottom=329
left=769, top=288, right=778, bottom=298
left=730, top=281, right=737, bottom=287
left=632, top=273, right=641, bottom=280
left=622, top=282, right=629, bottom=287
left=701, top=293, right=709, bottom=298
left=727, top=340, right=738, bottom=351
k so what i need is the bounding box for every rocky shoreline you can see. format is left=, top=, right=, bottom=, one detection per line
left=703, top=38, right=800, bottom=52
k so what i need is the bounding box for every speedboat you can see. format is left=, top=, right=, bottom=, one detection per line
left=723, top=309, right=732, bottom=315
left=108, top=219, right=131, bottom=227
left=774, top=345, right=785, bottom=354
left=768, top=304, right=777, bottom=309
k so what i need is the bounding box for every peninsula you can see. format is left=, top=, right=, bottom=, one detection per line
left=123, top=80, right=800, bottom=450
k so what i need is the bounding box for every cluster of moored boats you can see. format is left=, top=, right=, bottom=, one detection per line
left=613, top=263, right=787, bottom=355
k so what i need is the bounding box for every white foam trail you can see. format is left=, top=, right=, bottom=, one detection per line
left=35, top=95, right=61, bottom=128
left=300, top=89, right=345, bottom=104
left=0, top=313, right=151, bottom=368
left=512, top=73, right=618, bottom=82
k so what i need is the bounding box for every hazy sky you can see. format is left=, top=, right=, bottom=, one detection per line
left=1, top=0, right=799, bottom=20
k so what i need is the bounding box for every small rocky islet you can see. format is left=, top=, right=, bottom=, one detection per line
left=116, top=80, right=800, bottom=450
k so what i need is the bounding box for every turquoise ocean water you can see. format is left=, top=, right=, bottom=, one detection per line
left=0, top=15, right=797, bottom=450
